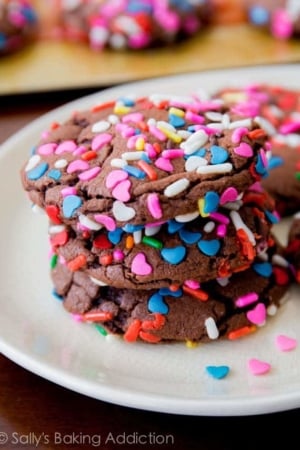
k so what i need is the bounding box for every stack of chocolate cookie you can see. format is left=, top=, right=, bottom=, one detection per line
left=20, top=91, right=291, bottom=344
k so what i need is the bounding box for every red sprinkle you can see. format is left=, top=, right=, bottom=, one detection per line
left=81, top=311, right=113, bottom=322
left=91, top=100, right=115, bottom=112
left=81, top=150, right=97, bottom=161
left=273, top=266, right=290, bottom=286
left=67, top=254, right=87, bottom=271
left=50, top=230, right=69, bottom=247
left=46, top=205, right=62, bottom=225
left=93, top=234, right=113, bottom=249
left=182, top=285, right=208, bottom=301
left=228, top=325, right=256, bottom=340
left=124, top=320, right=142, bottom=342
left=99, top=253, right=113, bottom=265
left=139, top=331, right=161, bottom=343
left=142, top=313, right=166, bottom=330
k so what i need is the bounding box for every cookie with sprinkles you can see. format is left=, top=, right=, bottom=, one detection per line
left=284, top=212, right=300, bottom=283
left=49, top=185, right=279, bottom=289
left=51, top=238, right=291, bottom=343
left=216, top=84, right=300, bottom=216
left=56, top=0, right=211, bottom=50
left=0, top=0, right=38, bottom=55
left=245, top=0, right=300, bottom=40
left=21, top=92, right=271, bottom=229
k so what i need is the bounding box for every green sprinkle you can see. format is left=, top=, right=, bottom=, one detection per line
left=50, top=254, right=58, bottom=269
left=94, top=324, right=108, bottom=336
left=142, top=236, right=163, bottom=249
left=295, top=172, right=300, bottom=181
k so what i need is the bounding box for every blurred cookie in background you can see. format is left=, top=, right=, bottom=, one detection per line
left=209, top=0, right=247, bottom=25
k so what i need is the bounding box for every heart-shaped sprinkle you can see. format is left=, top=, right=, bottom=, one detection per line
left=108, top=228, right=123, bottom=244
left=167, top=220, right=184, bottom=234
left=55, top=140, right=76, bottom=154
left=155, top=157, right=174, bottom=173
left=247, top=358, right=271, bottom=375
left=211, top=145, right=229, bottom=164
left=253, top=262, right=273, bottom=277
left=47, top=169, right=61, bottom=181
left=204, top=191, right=220, bottom=214
left=179, top=228, right=201, bottom=245
left=220, top=187, right=238, bottom=205
left=62, top=195, right=82, bottom=218
left=112, top=179, right=131, bottom=202
left=275, top=334, right=298, bottom=352
left=198, top=239, right=221, bottom=256
left=206, top=365, right=230, bottom=379
left=148, top=293, right=169, bottom=314
left=106, top=169, right=128, bottom=189
left=161, top=246, right=186, bottom=265
left=234, top=142, right=253, bottom=158
left=112, top=201, right=136, bottom=222
left=93, top=214, right=116, bottom=231
left=67, top=159, right=89, bottom=174
left=246, top=303, right=266, bottom=325
left=158, top=287, right=183, bottom=297
left=27, top=162, right=49, bottom=180
left=45, top=205, right=62, bottom=224
left=131, top=252, right=153, bottom=276
left=169, top=114, right=186, bottom=128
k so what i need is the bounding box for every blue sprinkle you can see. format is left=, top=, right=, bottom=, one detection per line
left=119, top=97, right=135, bottom=107
left=265, top=210, right=279, bottom=224
left=30, top=145, right=37, bottom=156
left=140, top=153, right=152, bottom=163
left=123, top=165, right=146, bottom=179
left=167, top=220, right=185, bottom=234
left=198, top=239, right=221, bottom=256
left=127, top=1, right=153, bottom=13
left=255, top=155, right=268, bottom=176
left=204, top=191, right=220, bottom=214
left=122, top=223, right=144, bottom=232
left=108, top=228, right=123, bottom=245
left=161, top=246, right=186, bottom=265
left=249, top=6, right=269, bottom=25
left=47, top=169, right=61, bottom=181
left=27, top=162, right=49, bottom=180
left=253, top=262, right=273, bottom=277
left=62, top=195, right=82, bottom=218
left=148, top=293, right=169, bottom=314
left=268, top=156, right=284, bottom=170
left=169, top=114, right=186, bottom=128
left=206, top=365, right=230, bottom=380
left=0, top=33, right=7, bottom=50
left=159, top=287, right=183, bottom=297
left=134, top=128, right=142, bottom=135
left=52, top=289, right=63, bottom=301
left=211, top=145, right=229, bottom=164
left=179, top=228, right=202, bottom=245
left=184, top=148, right=206, bottom=160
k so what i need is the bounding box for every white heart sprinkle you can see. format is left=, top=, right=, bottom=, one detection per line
left=112, top=201, right=136, bottom=221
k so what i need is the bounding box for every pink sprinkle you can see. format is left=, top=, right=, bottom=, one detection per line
left=106, top=169, right=128, bottom=189
left=216, top=224, right=227, bottom=237
left=145, top=143, right=157, bottom=158
left=209, top=212, right=230, bottom=225
left=61, top=187, right=77, bottom=197
left=73, top=145, right=87, bottom=156
left=234, top=142, right=253, bottom=158
left=184, top=280, right=200, bottom=289
left=246, top=303, right=266, bottom=325
left=161, top=149, right=184, bottom=159
left=248, top=358, right=271, bottom=376
left=145, top=220, right=165, bottom=228
left=112, top=179, right=131, bottom=202
left=122, top=112, right=144, bottom=124
left=279, top=122, right=300, bottom=134
left=67, top=160, right=89, bottom=174
left=249, top=181, right=263, bottom=192
left=91, top=133, right=112, bottom=151
left=147, top=193, right=163, bottom=219
left=55, top=140, right=77, bottom=154
left=271, top=9, right=293, bottom=39
left=219, top=187, right=238, bottom=205
left=38, top=143, right=57, bottom=155
left=149, top=125, right=167, bottom=141
left=155, top=157, right=173, bottom=172
left=275, top=334, right=298, bottom=352
left=235, top=292, right=259, bottom=307
left=131, top=252, right=153, bottom=276
left=129, top=33, right=152, bottom=49
left=93, top=214, right=116, bottom=231
left=113, top=249, right=125, bottom=262
left=259, top=148, right=268, bottom=168
left=185, top=111, right=205, bottom=124
left=127, top=134, right=146, bottom=149
left=231, top=127, right=249, bottom=144
left=115, top=123, right=135, bottom=138
left=155, top=10, right=179, bottom=32
left=72, top=314, right=83, bottom=323
left=79, top=166, right=101, bottom=181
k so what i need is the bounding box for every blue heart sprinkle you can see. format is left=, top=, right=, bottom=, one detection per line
left=148, top=293, right=169, bottom=314
left=161, top=246, right=186, bottom=265
left=206, top=365, right=230, bottom=380
left=179, top=228, right=202, bottom=245
left=203, top=191, right=220, bottom=214
left=159, top=288, right=183, bottom=298
left=27, top=162, right=49, bottom=180
left=108, top=228, right=123, bottom=245
left=198, top=239, right=221, bottom=256
left=253, top=262, right=273, bottom=277
left=167, top=220, right=184, bottom=234
left=169, top=114, right=186, bottom=128
left=268, top=156, right=283, bottom=170
left=211, top=145, right=229, bottom=164
left=47, top=169, right=61, bottom=181
left=62, top=195, right=82, bottom=218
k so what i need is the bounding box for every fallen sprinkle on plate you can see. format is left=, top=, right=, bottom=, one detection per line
left=275, top=334, right=298, bottom=352
left=247, top=358, right=271, bottom=376
left=205, top=365, right=230, bottom=379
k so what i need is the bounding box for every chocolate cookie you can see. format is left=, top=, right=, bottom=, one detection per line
left=51, top=240, right=291, bottom=343
left=49, top=185, right=279, bottom=289
left=245, top=0, right=300, bottom=39
left=0, top=0, right=37, bottom=55
left=21, top=93, right=270, bottom=230
left=57, top=0, right=211, bottom=50
left=284, top=212, right=300, bottom=282
left=216, top=84, right=300, bottom=216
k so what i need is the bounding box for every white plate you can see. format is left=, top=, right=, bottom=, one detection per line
left=1, top=64, right=300, bottom=417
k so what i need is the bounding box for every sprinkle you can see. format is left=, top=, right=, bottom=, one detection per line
left=198, top=239, right=221, bottom=256
left=253, top=262, right=273, bottom=277
left=81, top=150, right=97, bottom=161
left=164, top=178, right=190, bottom=197
left=50, top=254, right=58, bottom=269
left=67, top=160, right=89, bottom=174
left=196, top=163, right=233, bottom=175
left=180, top=129, right=208, bottom=155
left=50, top=230, right=68, bottom=247
left=161, top=246, right=186, bottom=265
left=25, top=154, right=41, bottom=172
left=79, top=215, right=102, bottom=231
left=203, top=191, right=220, bottom=214
left=182, top=285, right=208, bottom=301
left=185, top=155, right=208, bottom=172
left=79, top=166, right=101, bottom=181
left=61, top=187, right=77, bottom=197
left=246, top=303, right=266, bottom=326
left=123, top=165, right=146, bottom=179
left=93, top=234, right=113, bottom=249
left=210, top=145, right=229, bottom=164
left=148, top=293, right=169, bottom=314
left=206, top=366, right=229, bottom=379
left=37, top=143, right=57, bottom=155
left=80, top=311, right=113, bottom=322
left=55, top=140, right=76, bottom=154
left=27, top=162, right=49, bottom=180
left=275, top=335, right=297, bottom=352
left=67, top=254, right=87, bottom=271
left=93, top=214, right=116, bottom=231
left=131, top=252, right=153, bottom=275
left=91, top=133, right=113, bottom=151
left=142, top=236, right=163, bottom=249
left=90, top=276, right=108, bottom=287
left=234, top=142, right=254, bottom=158
left=47, top=169, right=61, bottom=181
left=186, top=340, right=199, bottom=348
left=112, top=201, right=136, bottom=221
left=112, top=179, right=131, bottom=202
left=62, top=195, right=82, bottom=218
left=126, top=236, right=134, bottom=249
left=175, top=211, right=199, bottom=222
left=55, top=159, right=68, bottom=169
left=94, top=324, right=108, bottom=336
left=146, top=193, right=162, bottom=219
left=235, top=292, right=259, bottom=307
left=92, top=120, right=111, bottom=133
left=45, top=205, right=61, bottom=224
left=139, top=331, right=161, bottom=343
left=247, top=358, right=271, bottom=376
left=99, top=254, right=113, bottom=265
left=106, top=169, right=128, bottom=189
left=124, top=320, right=142, bottom=342
left=155, top=157, right=174, bottom=172
left=228, top=325, right=256, bottom=340
left=137, top=160, right=157, bottom=180
left=179, top=228, right=201, bottom=245
left=113, top=249, right=125, bottom=261
left=219, top=187, right=239, bottom=205
left=230, top=210, right=256, bottom=245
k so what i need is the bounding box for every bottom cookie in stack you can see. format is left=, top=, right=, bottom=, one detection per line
left=284, top=212, right=300, bottom=283
left=51, top=238, right=291, bottom=344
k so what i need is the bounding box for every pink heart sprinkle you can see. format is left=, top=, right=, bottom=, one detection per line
left=234, top=142, right=253, bottom=158
left=131, top=253, right=153, bottom=276
left=248, top=358, right=271, bottom=376
left=106, top=170, right=128, bottom=190
left=112, top=179, right=131, bottom=202
left=246, top=303, right=266, bottom=325
left=220, top=187, right=238, bottom=205
left=275, top=334, right=298, bottom=352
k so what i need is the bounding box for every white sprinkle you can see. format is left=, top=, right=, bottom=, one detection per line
left=25, top=154, right=41, bottom=172
left=112, top=201, right=136, bottom=221
left=109, top=33, right=127, bottom=49
left=110, top=158, right=127, bottom=168
left=254, top=116, right=276, bottom=136
left=222, top=113, right=230, bottom=128
left=196, top=162, right=233, bottom=175
left=203, top=221, right=215, bottom=233
left=185, top=155, right=208, bottom=172
left=48, top=224, right=66, bottom=234
left=257, top=251, right=268, bottom=261
left=89, top=26, right=109, bottom=45
left=177, top=130, right=192, bottom=139
left=157, top=120, right=176, bottom=133
left=114, top=15, right=141, bottom=35
left=175, top=210, right=199, bottom=223
left=272, top=254, right=289, bottom=268
left=205, top=111, right=223, bottom=122
left=267, top=304, right=278, bottom=316
left=205, top=317, right=219, bottom=340
left=216, top=277, right=230, bottom=287
left=31, top=204, right=44, bottom=214
left=164, top=178, right=190, bottom=197
left=180, top=129, right=209, bottom=155
left=54, top=159, right=68, bottom=169
left=133, top=230, right=142, bottom=244
left=79, top=214, right=102, bottom=231
left=230, top=210, right=256, bottom=245
left=92, top=120, right=111, bottom=133
left=121, top=151, right=145, bottom=161
left=229, top=118, right=252, bottom=129
left=89, top=276, right=108, bottom=287
left=145, top=225, right=161, bottom=236
left=222, top=200, right=242, bottom=210
left=108, top=114, right=120, bottom=125
left=206, top=122, right=224, bottom=130
left=294, top=211, right=300, bottom=220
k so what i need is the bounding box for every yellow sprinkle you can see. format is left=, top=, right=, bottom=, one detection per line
left=135, top=137, right=145, bottom=151
left=186, top=340, right=199, bottom=349
left=198, top=198, right=209, bottom=217
left=125, top=235, right=134, bottom=249
left=221, top=92, right=247, bottom=103
left=157, top=126, right=182, bottom=144
left=169, top=107, right=185, bottom=117
left=114, top=105, right=132, bottom=115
